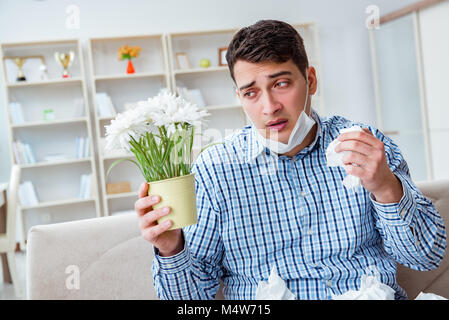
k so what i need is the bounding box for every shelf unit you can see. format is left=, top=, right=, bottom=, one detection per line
left=166, top=28, right=246, bottom=150
left=87, top=34, right=171, bottom=216
left=0, top=39, right=101, bottom=247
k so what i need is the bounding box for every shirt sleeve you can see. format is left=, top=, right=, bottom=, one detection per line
left=369, top=131, right=447, bottom=271
left=151, top=156, right=224, bottom=300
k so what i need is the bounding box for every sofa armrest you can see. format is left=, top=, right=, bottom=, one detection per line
left=26, top=213, right=158, bottom=300
left=396, top=180, right=449, bottom=299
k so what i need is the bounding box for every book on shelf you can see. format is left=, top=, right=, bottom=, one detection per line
left=95, top=92, right=117, bottom=118
left=12, top=140, right=36, bottom=165
left=9, top=102, right=25, bottom=124
left=18, top=181, right=39, bottom=206
left=78, top=173, right=92, bottom=199
left=75, top=137, right=90, bottom=158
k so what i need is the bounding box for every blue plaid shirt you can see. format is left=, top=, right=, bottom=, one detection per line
left=152, top=110, right=446, bottom=300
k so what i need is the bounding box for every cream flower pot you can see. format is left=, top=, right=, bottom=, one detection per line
left=148, top=173, right=198, bottom=230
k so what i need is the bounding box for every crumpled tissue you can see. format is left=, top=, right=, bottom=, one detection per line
left=255, top=266, right=296, bottom=300
left=331, top=274, right=396, bottom=300
left=326, top=125, right=364, bottom=191
left=415, top=292, right=448, bottom=300
left=332, top=274, right=448, bottom=300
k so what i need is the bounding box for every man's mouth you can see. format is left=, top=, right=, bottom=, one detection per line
left=266, top=119, right=288, bottom=130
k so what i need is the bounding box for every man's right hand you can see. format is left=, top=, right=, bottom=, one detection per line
left=135, top=182, right=184, bottom=257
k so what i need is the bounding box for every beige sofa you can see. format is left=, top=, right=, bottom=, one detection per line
left=26, top=180, right=449, bottom=300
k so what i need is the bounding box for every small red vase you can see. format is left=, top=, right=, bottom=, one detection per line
left=127, top=59, right=135, bottom=74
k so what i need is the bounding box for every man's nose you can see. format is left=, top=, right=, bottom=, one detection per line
left=261, top=92, right=281, bottom=115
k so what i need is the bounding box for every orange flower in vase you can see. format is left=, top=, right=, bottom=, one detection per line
left=118, top=45, right=142, bottom=74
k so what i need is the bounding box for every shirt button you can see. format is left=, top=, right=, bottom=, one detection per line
left=307, top=228, right=313, bottom=236
left=301, top=191, right=307, bottom=197
left=400, top=210, right=406, bottom=218
left=326, top=280, right=332, bottom=287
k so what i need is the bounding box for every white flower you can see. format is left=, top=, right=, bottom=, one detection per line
left=139, top=91, right=209, bottom=135
left=104, top=107, right=155, bottom=151
left=105, top=91, right=209, bottom=151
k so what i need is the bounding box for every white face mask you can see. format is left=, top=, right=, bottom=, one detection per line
left=247, top=81, right=316, bottom=155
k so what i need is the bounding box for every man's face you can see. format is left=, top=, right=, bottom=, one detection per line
left=234, top=59, right=315, bottom=143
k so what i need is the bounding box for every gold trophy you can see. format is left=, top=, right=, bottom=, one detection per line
left=13, top=57, right=27, bottom=81
left=54, top=51, right=75, bottom=78
left=3, top=55, right=46, bottom=83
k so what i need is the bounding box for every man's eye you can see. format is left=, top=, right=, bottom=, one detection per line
left=276, top=81, right=289, bottom=88
left=244, top=91, right=256, bottom=98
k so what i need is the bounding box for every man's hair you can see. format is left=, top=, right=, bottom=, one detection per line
left=226, top=20, right=309, bottom=83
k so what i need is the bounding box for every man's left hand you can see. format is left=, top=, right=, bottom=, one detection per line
left=335, top=128, right=403, bottom=203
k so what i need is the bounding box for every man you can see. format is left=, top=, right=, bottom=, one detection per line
left=135, top=20, right=446, bottom=300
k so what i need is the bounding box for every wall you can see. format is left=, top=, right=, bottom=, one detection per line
left=0, top=0, right=418, bottom=181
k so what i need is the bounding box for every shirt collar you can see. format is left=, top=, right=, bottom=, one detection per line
left=246, top=109, right=324, bottom=163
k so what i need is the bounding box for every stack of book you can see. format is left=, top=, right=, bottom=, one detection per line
left=78, top=173, right=92, bottom=199
left=9, top=102, right=25, bottom=124
left=12, top=140, right=36, bottom=164
left=18, top=181, right=39, bottom=206
left=75, top=137, right=90, bottom=158
left=95, top=92, right=117, bottom=118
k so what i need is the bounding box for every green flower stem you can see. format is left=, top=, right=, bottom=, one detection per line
left=107, top=123, right=196, bottom=183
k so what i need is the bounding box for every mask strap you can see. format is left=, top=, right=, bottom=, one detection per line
left=304, top=78, right=310, bottom=115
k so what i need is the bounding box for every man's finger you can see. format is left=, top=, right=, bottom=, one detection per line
left=135, top=194, right=160, bottom=216
left=337, top=129, right=378, bottom=147
left=342, top=151, right=370, bottom=168
left=335, top=140, right=373, bottom=157
left=139, top=182, right=149, bottom=199
left=142, top=219, right=173, bottom=242
left=140, top=206, right=171, bottom=229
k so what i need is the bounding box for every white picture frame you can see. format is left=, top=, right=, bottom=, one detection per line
left=175, top=52, right=190, bottom=70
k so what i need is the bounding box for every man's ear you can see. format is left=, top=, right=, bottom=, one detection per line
left=307, top=66, right=318, bottom=95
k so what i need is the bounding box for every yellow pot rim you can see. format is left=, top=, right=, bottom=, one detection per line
left=148, top=173, right=194, bottom=185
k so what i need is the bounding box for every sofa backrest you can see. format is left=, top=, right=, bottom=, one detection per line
left=396, top=179, right=449, bottom=299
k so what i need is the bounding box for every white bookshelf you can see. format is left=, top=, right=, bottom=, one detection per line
left=87, top=34, right=171, bottom=216
left=0, top=39, right=101, bottom=248
left=166, top=28, right=246, bottom=157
